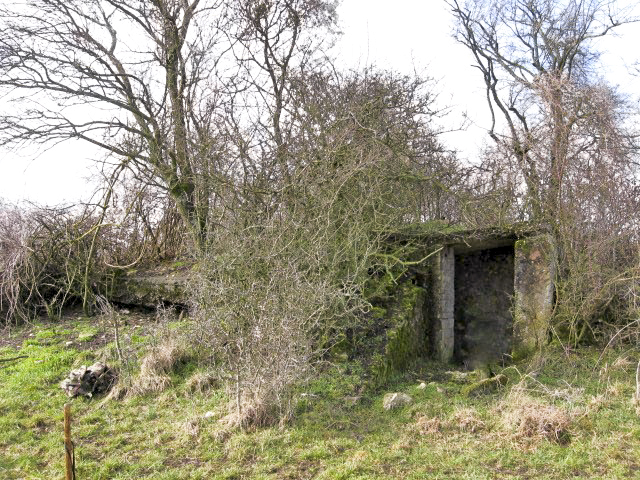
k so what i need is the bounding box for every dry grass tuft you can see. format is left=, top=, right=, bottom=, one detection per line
left=587, top=394, right=608, bottom=412
left=103, top=340, right=191, bottom=400
left=181, top=417, right=202, bottom=438
left=140, top=341, right=188, bottom=376
left=501, top=392, right=572, bottom=446
left=130, top=340, right=189, bottom=395
left=606, top=381, right=626, bottom=397
left=451, top=407, right=485, bottom=433
left=612, top=356, right=633, bottom=370
left=219, top=398, right=276, bottom=430
left=134, top=372, right=172, bottom=395
left=212, top=427, right=232, bottom=444
left=185, top=371, right=219, bottom=394
left=413, top=415, right=442, bottom=436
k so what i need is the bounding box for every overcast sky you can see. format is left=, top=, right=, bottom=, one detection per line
left=1, top=0, right=638, bottom=206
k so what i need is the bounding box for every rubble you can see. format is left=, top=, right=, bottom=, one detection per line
left=60, top=362, right=116, bottom=398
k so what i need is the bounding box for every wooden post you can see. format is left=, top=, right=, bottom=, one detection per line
left=64, top=403, right=75, bottom=480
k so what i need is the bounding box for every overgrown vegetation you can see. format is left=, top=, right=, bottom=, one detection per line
left=1, top=0, right=640, bottom=461
left=2, top=314, right=640, bottom=478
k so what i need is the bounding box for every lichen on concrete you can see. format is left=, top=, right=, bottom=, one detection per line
left=513, top=234, right=555, bottom=355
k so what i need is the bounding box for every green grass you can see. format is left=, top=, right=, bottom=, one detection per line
left=2, top=318, right=640, bottom=479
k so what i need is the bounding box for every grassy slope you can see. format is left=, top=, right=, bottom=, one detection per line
left=1, top=316, right=640, bottom=479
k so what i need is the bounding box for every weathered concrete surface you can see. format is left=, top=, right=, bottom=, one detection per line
left=390, top=224, right=554, bottom=366
left=432, top=247, right=455, bottom=362
left=108, top=264, right=191, bottom=308
left=513, top=234, right=555, bottom=355
left=371, top=282, right=430, bottom=381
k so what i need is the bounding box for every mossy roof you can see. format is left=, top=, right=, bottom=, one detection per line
left=389, top=221, right=549, bottom=252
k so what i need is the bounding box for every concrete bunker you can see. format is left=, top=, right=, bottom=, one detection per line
left=430, top=229, right=555, bottom=366
left=371, top=225, right=555, bottom=378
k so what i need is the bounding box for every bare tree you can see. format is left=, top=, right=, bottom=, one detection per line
left=0, top=0, right=336, bottom=251
left=448, top=0, right=637, bottom=220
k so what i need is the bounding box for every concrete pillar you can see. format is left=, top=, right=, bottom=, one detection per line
left=513, top=234, right=555, bottom=355
left=433, top=246, right=455, bottom=362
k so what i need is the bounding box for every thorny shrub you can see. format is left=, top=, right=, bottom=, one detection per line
left=190, top=68, right=456, bottom=429
left=0, top=202, right=105, bottom=323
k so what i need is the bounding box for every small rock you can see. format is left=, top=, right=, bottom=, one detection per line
left=65, top=341, right=74, bottom=347
left=447, top=370, right=472, bottom=381
left=417, top=382, right=427, bottom=390
left=436, top=386, right=445, bottom=394
left=203, top=411, right=215, bottom=419
left=383, top=392, right=413, bottom=411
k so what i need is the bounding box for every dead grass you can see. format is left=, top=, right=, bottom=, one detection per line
left=185, top=371, right=219, bottom=394
left=612, top=356, right=634, bottom=370
left=410, top=407, right=485, bottom=438
left=451, top=407, right=486, bottom=433
left=106, top=340, right=191, bottom=399
left=500, top=391, right=573, bottom=447
left=220, top=397, right=276, bottom=430
left=412, top=415, right=442, bottom=436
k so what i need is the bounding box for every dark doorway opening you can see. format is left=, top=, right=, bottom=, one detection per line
left=454, top=246, right=515, bottom=368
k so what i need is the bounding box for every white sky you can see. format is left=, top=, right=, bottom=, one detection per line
left=1, top=0, right=638, bottom=206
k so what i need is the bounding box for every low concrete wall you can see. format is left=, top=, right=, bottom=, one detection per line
left=108, top=267, right=190, bottom=308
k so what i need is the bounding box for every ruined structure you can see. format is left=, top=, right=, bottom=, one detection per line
left=108, top=224, right=555, bottom=375
left=372, top=224, right=555, bottom=375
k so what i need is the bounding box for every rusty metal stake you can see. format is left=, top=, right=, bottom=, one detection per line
left=64, top=403, right=75, bottom=480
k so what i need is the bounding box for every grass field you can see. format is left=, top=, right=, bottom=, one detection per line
left=1, top=312, right=640, bottom=479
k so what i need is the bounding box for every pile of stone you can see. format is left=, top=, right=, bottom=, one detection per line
left=60, top=362, right=116, bottom=398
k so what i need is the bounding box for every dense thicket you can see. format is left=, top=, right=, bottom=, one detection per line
left=0, top=0, right=465, bottom=425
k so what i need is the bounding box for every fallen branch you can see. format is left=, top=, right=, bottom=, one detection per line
left=0, top=355, right=28, bottom=363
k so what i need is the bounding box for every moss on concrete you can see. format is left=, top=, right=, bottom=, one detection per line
left=513, top=234, right=555, bottom=355
left=460, top=374, right=508, bottom=397
left=108, top=262, right=193, bottom=307
left=370, top=282, right=429, bottom=382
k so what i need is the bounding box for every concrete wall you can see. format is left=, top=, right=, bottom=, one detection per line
left=513, top=234, right=556, bottom=355
left=431, top=246, right=455, bottom=362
